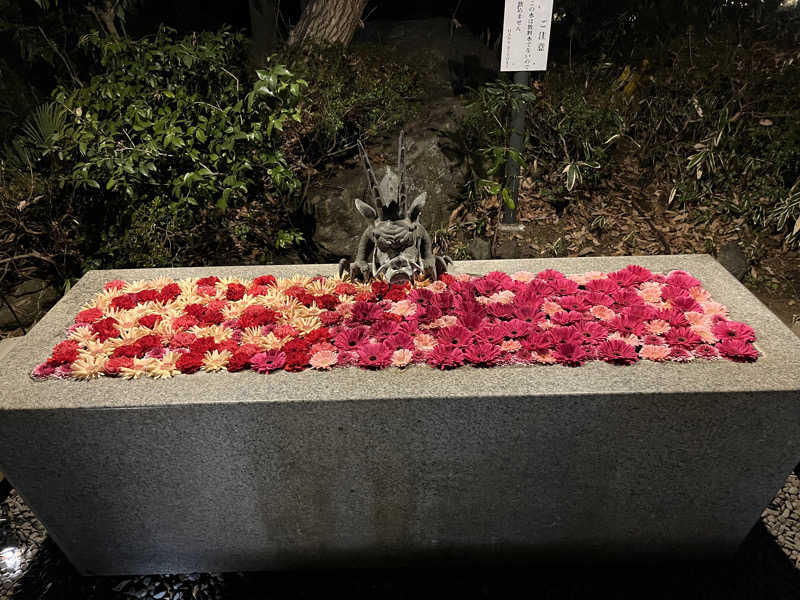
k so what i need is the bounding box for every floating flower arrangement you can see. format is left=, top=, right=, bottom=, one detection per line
left=32, top=266, right=759, bottom=380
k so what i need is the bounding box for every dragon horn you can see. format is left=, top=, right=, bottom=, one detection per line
left=358, top=139, right=381, bottom=213
left=397, top=131, right=407, bottom=215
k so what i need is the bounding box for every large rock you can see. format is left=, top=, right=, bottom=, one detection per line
left=717, top=241, right=748, bottom=281
left=0, top=279, right=60, bottom=330
left=310, top=98, right=467, bottom=260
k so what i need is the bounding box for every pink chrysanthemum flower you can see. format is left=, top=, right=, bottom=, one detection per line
left=532, top=350, right=557, bottom=364
left=712, top=320, right=756, bottom=343
left=690, top=325, right=717, bottom=344
left=488, top=290, right=516, bottom=304
left=425, top=280, right=448, bottom=293
left=309, top=350, right=338, bottom=370
left=694, top=344, right=720, bottom=359
left=644, top=319, right=670, bottom=335
left=608, top=332, right=640, bottom=347
left=699, top=301, right=728, bottom=318
left=413, top=333, right=437, bottom=353
left=391, top=348, right=414, bottom=367
left=250, top=350, right=286, bottom=373
left=639, top=344, right=671, bottom=362
left=31, top=362, right=55, bottom=379
left=597, top=339, right=638, bottom=365
left=426, top=345, right=465, bottom=369
left=357, top=343, right=392, bottom=368
left=310, top=341, right=337, bottom=354
left=664, top=327, right=702, bottom=349
left=585, top=278, right=618, bottom=294
left=511, top=271, right=536, bottom=283
left=641, top=334, right=666, bottom=346
left=573, top=321, right=607, bottom=344
left=669, top=347, right=694, bottom=362
left=688, top=285, right=711, bottom=303
left=273, top=324, right=298, bottom=338
left=428, top=315, right=459, bottom=329
left=464, top=342, right=502, bottom=366
left=548, top=326, right=582, bottom=346
left=589, top=305, right=616, bottom=321
left=717, top=339, right=759, bottom=362
left=436, top=325, right=473, bottom=348
left=333, top=327, right=370, bottom=351
left=387, top=300, right=418, bottom=318
left=553, top=342, right=587, bottom=367
left=104, top=279, right=127, bottom=291
left=638, top=282, right=663, bottom=304
left=541, top=300, right=563, bottom=317
left=500, top=339, right=522, bottom=353
left=665, top=270, right=701, bottom=289
left=684, top=311, right=710, bottom=327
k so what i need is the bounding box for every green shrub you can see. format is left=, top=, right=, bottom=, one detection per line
left=7, top=26, right=306, bottom=267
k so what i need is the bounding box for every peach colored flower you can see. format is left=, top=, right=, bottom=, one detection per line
left=413, top=333, right=437, bottom=352
left=500, top=339, right=522, bottom=353
left=202, top=350, right=232, bottom=372
left=489, top=290, right=515, bottom=304
left=511, top=271, right=536, bottom=282
left=638, top=282, right=663, bottom=303
left=537, top=320, right=555, bottom=330
left=542, top=300, right=563, bottom=317
left=429, top=315, right=458, bottom=329
left=639, top=344, right=671, bottom=361
left=309, top=350, right=338, bottom=370
left=532, top=350, right=556, bottom=364
left=688, top=285, right=711, bottom=303
left=425, top=280, right=448, bottom=293
left=608, top=332, right=640, bottom=347
left=685, top=311, right=711, bottom=327
left=454, top=273, right=474, bottom=282
left=475, top=296, right=491, bottom=305
left=335, top=301, right=354, bottom=318
left=645, top=319, right=671, bottom=335
left=568, top=274, right=590, bottom=286
left=691, top=325, right=718, bottom=344
left=391, top=348, right=413, bottom=367
left=387, top=300, right=417, bottom=318
left=310, top=341, right=336, bottom=354
left=584, top=271, right=607, bottom=281
left=589, top=305, right=615, bottom=321
left=699, top=301, right=728, bottom=318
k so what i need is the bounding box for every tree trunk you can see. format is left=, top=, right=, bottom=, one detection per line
left=288, top=0, right=368, bottom=47
left=249, top=0, right=279, bottom=60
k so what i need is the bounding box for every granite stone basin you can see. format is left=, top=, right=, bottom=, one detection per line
left=1, top=255, right=799, bottom=575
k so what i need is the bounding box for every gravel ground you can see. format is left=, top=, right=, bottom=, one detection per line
left=2, top=477, right=800, bottom=600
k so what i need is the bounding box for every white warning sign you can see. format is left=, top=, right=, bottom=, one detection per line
left=501, top=0, right=554, bottom=72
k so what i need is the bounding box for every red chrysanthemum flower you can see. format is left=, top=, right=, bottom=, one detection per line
left=225, top=282, right=246, bottom=301
left=226, top=350, right=252, bottom=372
left=283, top=338, right=311, bottom=354
left=91, top=317, right=119, bottom=341
left=176, top=352, right=204, bottom=374
left=369, top=320, right=399, bottom=342
left=190, top=336, right=217, bottom=355
left=554, top=342, right=588, bottom=367
left=596, top=339, right=639, bottom=365
left=717, top=339, right=759, bottom=362
left=138, top=314, right=162, bottom=329
left=104, top=279, right=127, bottom=291
left=104, top=356, right=134, bottom=375
left=196, top=276, right=220, bottom=288
left=357, top=343, right=393, bottom=369
left=136, top=289, right=160, bottom=304
left=172, top=314, right=199, bottom=331
left=371, top=280, right=390, bottom=297
left=159, top=283, right=182, bottom=302
left=253, top=275, right=276, bottom=287
left=384, top=287, right=408, bottom=302
left=334, top=282, right=356, bottom=296
left=111, top=294, right=138, bottom=311
left=238, top=305, right=277, bottom=329
left=75, top=307, right=104, bottom=324
left=284, top=350, right=310, bottom=372
left=320, top=311, right=342, bottom=326
left=304, top=327, right=332, bottom=345
left=349, top=301, right=385, bottom=325
left=48, top=340, right=79, bottom=365
left=169, top=332, right=197, bottom=348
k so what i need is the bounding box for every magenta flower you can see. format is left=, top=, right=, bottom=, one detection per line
left=717, top=339, right=759, bottom=362
left=476, top=324, right=506, bottom=345
left=584, top=278, right=618, bottom=294
left=665, top=270, right=701, bottom=289
left=426, top=345, right=465, bottom=369
left=464, top=342, right=502, bottom=366
left=547, top=326, right=582, bottom=346
left=333, top=326, right=370, bottom=351
left=573, top=321, right=608, bottom=344
left=348, top=301, right=384, bottom=325
left=553, top=343, right=588, bottom=367
left=250, top=350, right=286, bottom=373
left=436, top=325, right=473, bottom=348
left=693, top=344, right=720, bottom=359
left=368, top=320, right=399, bottom=342
left=711, top=320, right=756, bottom=343
left=357, top=343, right=393, bottom=369
left=597, top=339, right=639, bottom=365
left=669, top=347, right=694, bottom=362
left=521, top=331, right=553, bottom=352
left=550, top=310, right=584, bottom=326
left=664, top=326, right=702, bottom=349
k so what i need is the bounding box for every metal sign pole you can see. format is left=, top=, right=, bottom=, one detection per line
left=503, top=70, right=531, bottom=225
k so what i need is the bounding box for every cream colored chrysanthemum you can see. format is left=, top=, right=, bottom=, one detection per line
left=68, top=325, right=98, bottom=345
left=120, top=358, right=153, bottom=380
left=295, top=304, right=323, bottom=318
left=202, top=349, right=232, bottom=372
left=92, top=289, right=124, bottom=312
left=122, top=279, right=155, bottom=294
left=240, top=327, right=270, bottom=349
left=189, top=324, right=233, bottom=343
left=146, top=351, right=181, bottom=379
left=116, top=326, right=152, bottom=343
left=154, top=319, right=176, bottom=338
left=289, top=316, right=322, bottom=337
left=111, top=305, right=149, bottom=328
left=262, top=331, right=290, bottom=350
left=216, top=276, right=246, bottom=287
left=306, top=278, right=338, bottom=295
left=354, top=282, right=373, bottom=295
left=71, top=353, right=106, bottom=380
left=83, top=338, right=111, bottom=356
left=147, top=276, right=175, bottom=289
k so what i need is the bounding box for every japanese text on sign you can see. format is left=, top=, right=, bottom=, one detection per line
left=501, top=0, right=553, bottom=72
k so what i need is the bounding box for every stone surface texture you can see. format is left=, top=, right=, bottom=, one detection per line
left=1, top=255, right=799, bottom=576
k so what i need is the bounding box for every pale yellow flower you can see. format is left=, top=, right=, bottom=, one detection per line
left=202, top=350, right=232, bottom=372
left=511, top=271, right=536, bottom=283
left=69, top=325, right=98, bottom=345
left=307, top=278, right=338, bottom=295
left=488, top=290, right=515, bottom=304
left=287, top=316, right=322, bottom=336
left=190, top=324, right=233, bottom=343
left=262, top=332, right=290, bottom=350
left=71, top=352, right=107, bottom=380
left=147, top=352, right=181, bottom=379
left=387, top=300, right=417, bottom=318
left=240, top=327, right=270, bottom=349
